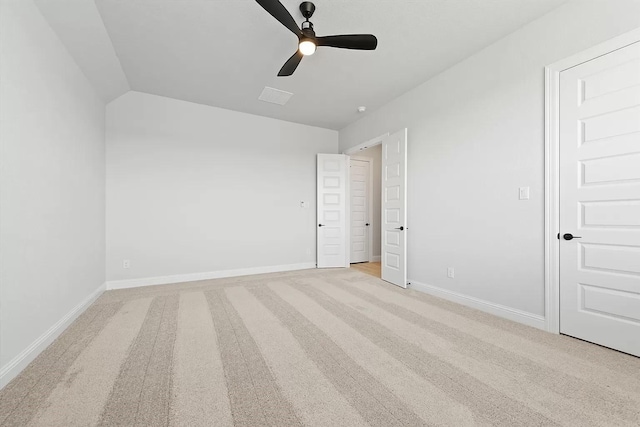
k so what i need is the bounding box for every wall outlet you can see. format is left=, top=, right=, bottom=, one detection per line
left=519, top=186, right=530, bottom=200
left=306, top=248, right=312, bottom=256
left=123, top=259, right=130, bottom=269
left=447, top=267, right=455, bottom=278
left=300, top=201, right=307, bottom=208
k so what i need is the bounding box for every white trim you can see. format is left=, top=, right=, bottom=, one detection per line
left=371, top=255, right=381, bottom=262
left=344, top=155, right=351, bottom=267
left=544, top=65, right=561, bottom=334
left=408, top=280, right=546, bottom=330
left=342, top=133, right=388, bottom=155
left=0, top=282, right=106, bottom=389
left=106, top=263, right=317, bottom=290
left=349, top=155, right=374, bottom=263
left=367, top=156, right=375, bottom=263
left=544, top=28, right=640, bottom=334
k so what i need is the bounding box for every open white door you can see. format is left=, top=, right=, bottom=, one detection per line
left=381, top=129, right=407, bottom=287
left=317, top=154, right=348, bottom=268
left=558, top=42, right=640, bottom=356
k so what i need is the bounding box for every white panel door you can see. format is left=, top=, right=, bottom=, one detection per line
left=317, top=154, right=348, bottom=268
left=381, top=129, right=407, bottom=288
left=350, top=159, right=370, bottom=263
left=559, top=41, right=640, bottom=357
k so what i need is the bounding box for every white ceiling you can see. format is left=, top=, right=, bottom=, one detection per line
left=37, top=0, right=566, bottom=130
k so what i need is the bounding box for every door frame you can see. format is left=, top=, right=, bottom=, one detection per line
left=349, top=156, right=375, bottom=263
left=544, top=28, right=640, bottom=334
left=343, top=133, right=389, bottom=155
left=343, top=133, right=389, bottom=266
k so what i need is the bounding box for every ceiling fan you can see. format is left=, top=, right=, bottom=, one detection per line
left=256, top=0, right=378, bottom=76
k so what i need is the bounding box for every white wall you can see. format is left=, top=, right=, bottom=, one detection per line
left=106, top=92, right=338, bottom=284
left=0, top=0, right=106, bottom=385
left=352, top=145, right=382, bottom=259
left=339, top=0, right=640, bottom=317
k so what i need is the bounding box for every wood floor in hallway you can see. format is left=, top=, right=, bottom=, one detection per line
left=350, top=262, right=381, bottom=278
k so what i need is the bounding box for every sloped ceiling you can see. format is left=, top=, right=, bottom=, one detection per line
left=34, top=0, right=129, bottom=102
left=37, top=0, right=566, bottom=129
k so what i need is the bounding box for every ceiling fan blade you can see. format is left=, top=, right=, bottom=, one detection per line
left=316, top=34, right=378, bottom=50
left=255, top=0, right=302, bottom=37
left=278, top=51, right=303, bottom=76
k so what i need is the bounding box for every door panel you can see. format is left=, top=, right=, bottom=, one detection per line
left=559, top=42, right=640, bottom=357
left=317, top=154, right=347, bottom=268
left=350, top=159, right=370, bottom=263
left=381, top=129, right=407, bottom=288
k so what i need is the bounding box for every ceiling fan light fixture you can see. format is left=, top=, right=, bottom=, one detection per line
left=299, top=39, right=316, bottom=56
left=256, top=0, right=378, bottom=76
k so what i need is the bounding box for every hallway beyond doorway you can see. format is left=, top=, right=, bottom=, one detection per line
left=351, top=262, right=381, bottom=278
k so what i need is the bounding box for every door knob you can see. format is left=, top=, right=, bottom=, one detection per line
left=563, top=233, right=581, bottom=240
left=365, top=223, right=370, bottom=226
left=394, top=226, right=404, bottom=231
left=318, top=224, right=324, bottom=227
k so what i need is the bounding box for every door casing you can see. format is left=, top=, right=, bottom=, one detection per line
left=343, top=133, right=390, bottom=267
left=544, top=27, right=640, bottom=334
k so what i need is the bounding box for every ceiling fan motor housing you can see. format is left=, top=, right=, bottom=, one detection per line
left=299, top=2, right=316, bottom=20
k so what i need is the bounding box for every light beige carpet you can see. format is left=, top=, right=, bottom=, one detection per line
left=1, top=268, right=639, bottom=426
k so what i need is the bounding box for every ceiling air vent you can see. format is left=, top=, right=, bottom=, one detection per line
left=258, top=87, right=293, bottom=105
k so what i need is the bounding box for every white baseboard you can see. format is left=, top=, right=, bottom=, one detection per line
left=106, top=262, right=317, bottom=290
left=0, top=282, right=106, bottom=389
left=370, top=255, right=381, bottom=262
left=408, top=280, right=546, bottom=330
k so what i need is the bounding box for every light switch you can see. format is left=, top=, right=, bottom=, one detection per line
left=519, top=187, right=530, bottom=200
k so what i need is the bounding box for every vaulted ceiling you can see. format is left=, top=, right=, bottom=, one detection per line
left=36, top=0, right=566, bottom=129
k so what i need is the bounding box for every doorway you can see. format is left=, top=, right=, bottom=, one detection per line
left=344, top=129, right=408, bottom=287
left=349, top=147, right=382, bottom=277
